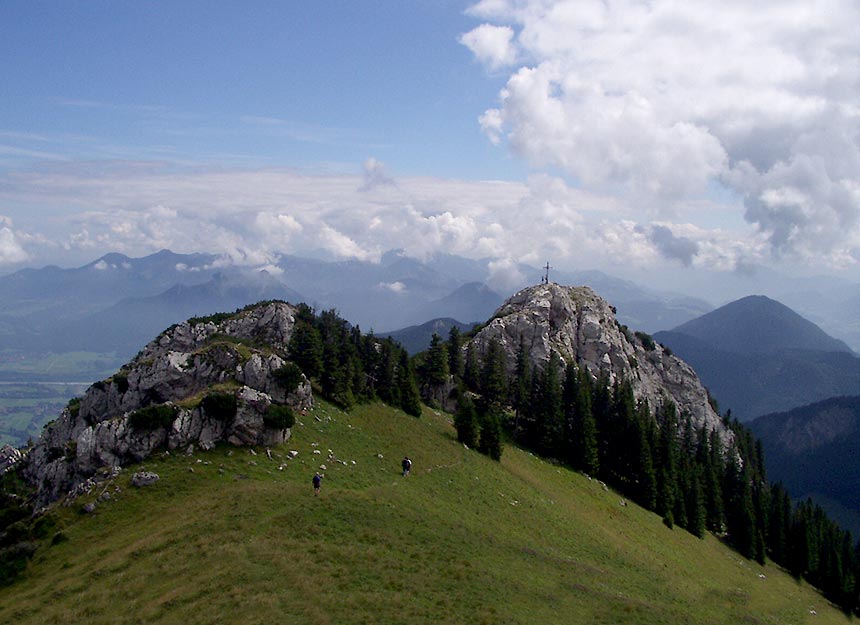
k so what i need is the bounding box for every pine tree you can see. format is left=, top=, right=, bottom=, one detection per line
left=656, top=401, right=679, bottom=520
left=288, top=318, right=323, bottom=379
left=454, top=394, right=479, bottom=448
left=536, top=353, right=564, bottom=457
left=464, top=344, right=480, bottom=392
left=512, top=337, right=532, bottom=441
left=422, top=333, right=449, bottom=387
left=397, top=350, right=422, bottom=417
left=480, top=338, right=507, bottom=408
left=478, top=405, right=503, bottom=461
left=447, top=326, right=464, bottom=381
left=577, top=368, right=599, bottom=476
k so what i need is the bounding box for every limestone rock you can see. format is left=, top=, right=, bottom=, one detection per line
left=131, top=471, right=160, bottom=487
left=21, top=301, right=314, bottom=507
left=468, top=283, right=729, bottom=441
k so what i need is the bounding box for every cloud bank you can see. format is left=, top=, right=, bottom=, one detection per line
left=463, top=0, right=860, bottom=266
left=0, top=161, right=756, bottom=274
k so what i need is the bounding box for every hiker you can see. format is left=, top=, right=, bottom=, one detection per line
left=312, top=472, right=322, bottom=496
left=402, top=456, right=412, bottom=477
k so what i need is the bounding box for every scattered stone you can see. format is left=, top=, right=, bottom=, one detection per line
left=319, top=464, right=327, bottom=470
left=196, top=458, right=203, bottom=464
left=249, top=460, right=258, bottom=466
left=249, top=449, right=257, bottom=456
left=185, top=444, right=195, bottom=456
left=98, top=491, right=112, bottom=502
left=82, top=502, right=96, bottom=514
left=313, top=449, right=321, bottom=455
left=131, top=471, right=160, bottom=487
left=188, top=467, right=195, bottom=473
left=227, top=450, right=234, bottom=457
left=377, top=453, right=384, bottom=459
left=265, top=448, right=273, bottom=460
left=288, top=450, right=299, bottom=458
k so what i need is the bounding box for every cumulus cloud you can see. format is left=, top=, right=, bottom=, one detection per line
left=463, top=0, right=860, bottom=264
left=641, top=224, right=699, bottom=267
left=0, top=160, right=766, bottom=275
left=459, top=24, right=517, bottom=70
left=0, top=225, right=29, bottom=264
left=360, top=157, right=396, bottom=191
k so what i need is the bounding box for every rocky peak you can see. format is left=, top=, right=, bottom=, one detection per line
left=21, top=301, right=312, bottom=507
left=468, top=283, right=728, bottom=438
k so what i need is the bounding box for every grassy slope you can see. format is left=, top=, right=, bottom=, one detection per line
left=0, top=401, right=847, bottom=625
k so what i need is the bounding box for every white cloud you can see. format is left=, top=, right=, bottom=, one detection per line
left=463, top=0, right=860, bottom=264
left=377, top=281, right=407, bottom=294
left=459, top=24, right=517, bottom=70
left=0, top=161, right=774, bottom=275
left=0, top=226, right=29, bottom=265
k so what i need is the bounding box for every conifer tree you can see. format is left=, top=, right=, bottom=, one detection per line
left=480, top=338, right=507, bottom=408
left=656, top=401, right=679, bottom=521
left=447, top=326, right=464, bottom=381
left=478, top=405, right=503, bottom=461
left=576, top=368, right=599, bottom=476
left=512, top=337, right=532, bottom=440
left=422, top=333, right=449, bottom=387
left=397, top=350, right=422, bottom=417
left=454, top=394, right=479, bottom=448
left=464, top=344, right=480, bottom=392
left=536, top=353, right=564, bottom=457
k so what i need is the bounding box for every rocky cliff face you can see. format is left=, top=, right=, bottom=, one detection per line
left=22, top=301, right=312, bottom=507
left=468, top=284, right=728, bottom=438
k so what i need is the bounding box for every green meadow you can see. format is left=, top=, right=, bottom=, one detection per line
left=0, top=400, right=846, bottom=624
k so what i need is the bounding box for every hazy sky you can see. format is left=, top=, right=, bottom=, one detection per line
left=2, top=0, right=859, bottom=288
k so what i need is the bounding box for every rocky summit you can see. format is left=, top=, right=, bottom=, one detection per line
left=468, top=283, right=727, bottom=439
left=21, top=301, right=312, bottom=507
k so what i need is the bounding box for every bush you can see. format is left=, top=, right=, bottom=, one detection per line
left=634, top=331, right=656, bottom=351
left=67, top=397, right=81, bottom=418
left=263, top=404, right=296, bottom=430
left=128, top=404, right=177, bottom=431
left=200, top=392, right=238, bottom=422
left=113, top=372, right=130, bottom=394
left=273, top=362, right=304, bottom=394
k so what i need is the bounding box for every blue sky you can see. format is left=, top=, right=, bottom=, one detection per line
left=1, top=1, right=513, bottom=178
left=1, top=0, right=859, bottom=288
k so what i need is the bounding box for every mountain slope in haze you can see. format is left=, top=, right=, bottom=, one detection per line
left=667, top=295, right=853, bottom=354
left=53, top=272, right=305, bottom=355
left=0, top=400, right=844, bottom=625
left=655, top=295, right=860, bottom=420
left=381, top=318, right=475, bottom=354
left=750, top=396, right=860, bottom=535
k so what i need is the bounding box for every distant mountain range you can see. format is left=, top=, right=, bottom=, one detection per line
left=380, top=318, right=476, bottom=355
left=750, top=396, right=860, bottom=535
left=655, top=295, right=860, bottom=420
left=0, top=249, right=717, bottom=377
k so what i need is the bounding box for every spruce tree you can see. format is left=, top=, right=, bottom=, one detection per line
left=512, top=337, right=532, bottom=441
left=454, top=394, right=479, bottom=448
left=397, top=350, right=422, bottom=417
left=478, top=405, right=503, bottom=461
left=480, top=338, right=507, bottom=408
left=464, top=344, right=480, bottom=392
left=422, top=333, right=449, bottom=387
left=447, top=326, right=464, bottom=381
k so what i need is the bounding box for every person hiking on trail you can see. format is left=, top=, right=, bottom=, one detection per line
left=402, top=456, right=412, bottom=477
left=312, top=472, right=322, bottom=496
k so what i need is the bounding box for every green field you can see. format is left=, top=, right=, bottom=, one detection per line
left=0, top=349, right=122, bottom=380
left=0, top=383, right=90, bottom=446
left=0, top=400, right=847, bottom=624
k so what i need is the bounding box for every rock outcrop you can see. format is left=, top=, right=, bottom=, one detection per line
left=22, top=301, right=312, bottom=506
left=468, top=283, right=728, bottom=439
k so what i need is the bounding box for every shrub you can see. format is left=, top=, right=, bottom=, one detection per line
left=128, top=404, right=177, bottom=431
left=634, top=331, right=656, bottom=351
left=273, top=362, right=304, bottom=394
left=200, top=392, right=238, bottom=422
left=263, top=404, right=295, bottom=430
left=67, top=397, right=81, bottom=418
left=113, top=372, right=129, bottom=394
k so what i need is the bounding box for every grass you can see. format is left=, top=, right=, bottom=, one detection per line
left=0, top=400, right=848, bottom=625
